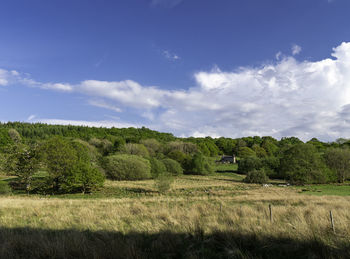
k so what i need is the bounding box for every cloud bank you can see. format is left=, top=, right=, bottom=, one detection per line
left=2, top=42, right=350, bottom=141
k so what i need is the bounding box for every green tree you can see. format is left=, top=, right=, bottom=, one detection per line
left=252, top=144, right=268, bottom=158
left=43, top=137, right=78, bottom=192
left=324, top=148, right=350, bottom=183
left=140, top=139, right=162, bottom=156
left=70, top=162, right=105, bottom=194
left=121, top=143, right=150, bottom=158
left=6, top=143, right=41, bottom=193
left=237, top=147, right=256, bottom=159
left=261, top=140, right=278, bottom=156
left=238, top=156, right=263, bottom=173
left=279, top=144, right=332, bottom=184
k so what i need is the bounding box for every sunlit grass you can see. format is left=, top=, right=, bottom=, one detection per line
left=1, top=173, right=350, bottom=257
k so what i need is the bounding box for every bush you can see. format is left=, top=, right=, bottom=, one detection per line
left=103, top=154, right=151, bottom=180
left=188, top=153, right=213, bottom=175
left=244, top=170, right=269, bottom=184
left=150, top=158, right=166, bottom=178
left=162, top=158, right=183, bottom=176
left=0, top=181, right=11, bottom=195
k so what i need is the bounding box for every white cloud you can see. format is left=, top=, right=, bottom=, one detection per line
left=19, top=77, right=73, bottom=92
left=0, top=69, right=20, bottom=86
left=27, top=114, right=36, bottom=121
left=275, top=51, right=282, bottom=60
left=292, top=44, right=302, bottom=55
left=163, top=50, right=180, bottom=61
left=4, top=42, right=350, bottom=141
left=88, top=99, right=122, bottom=113
left=78, top=80, right=166, bottom=109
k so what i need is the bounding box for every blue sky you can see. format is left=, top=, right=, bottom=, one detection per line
left=1, top=0, right=350, bottom=140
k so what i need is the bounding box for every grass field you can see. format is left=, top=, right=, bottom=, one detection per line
left=0, top=173, right=350, bottom=258
left=297, top=184, right=350, bottom=196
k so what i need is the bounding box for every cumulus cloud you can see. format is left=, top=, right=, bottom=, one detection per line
left=292, top=44, right=302, bottom=55
left=4, top=42, right=350, bottom=141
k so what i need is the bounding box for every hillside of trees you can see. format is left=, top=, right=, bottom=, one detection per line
left=1, top=122, right=350, bottom=195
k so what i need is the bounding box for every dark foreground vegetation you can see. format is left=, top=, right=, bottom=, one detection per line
left=1, top=227, right=349, bottom=259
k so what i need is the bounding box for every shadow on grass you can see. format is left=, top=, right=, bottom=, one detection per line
left=0, top=227, right=348, bottom=259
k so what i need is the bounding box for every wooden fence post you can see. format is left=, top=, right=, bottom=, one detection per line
left=330, top=210, right=335, bottom=234
left=269, top=204, right=273, bottom=223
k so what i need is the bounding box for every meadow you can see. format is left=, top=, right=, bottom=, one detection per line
left=0, top=172, right=350, bottom=258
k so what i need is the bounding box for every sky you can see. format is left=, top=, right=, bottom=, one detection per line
left=1, top=0, right=350, bottom=141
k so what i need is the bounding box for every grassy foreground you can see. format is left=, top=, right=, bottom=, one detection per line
left=0, top=174, right=350, bottom=258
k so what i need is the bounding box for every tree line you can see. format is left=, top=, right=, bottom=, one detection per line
left=0, top=122, right=350, bottom=194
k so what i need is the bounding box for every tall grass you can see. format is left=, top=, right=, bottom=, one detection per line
left=0, top=175, right=349, bottom=258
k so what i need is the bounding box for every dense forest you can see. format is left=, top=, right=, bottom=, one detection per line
left=0, top=122, right=350, bottom=195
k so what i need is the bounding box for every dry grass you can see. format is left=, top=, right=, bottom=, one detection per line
left=0, top=174, right=349, bottom=258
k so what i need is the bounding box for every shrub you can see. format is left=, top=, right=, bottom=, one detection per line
left=188, top=153, right=213, bottom=175
left=244, top=170, right=269, bottom=184
left=162, top=158, right=183, bottom=176
left=103, top=154, right=151, bottom=180
left=0, top=181, right=11, bottom=195
left=150, top=158, right=166, bottom=178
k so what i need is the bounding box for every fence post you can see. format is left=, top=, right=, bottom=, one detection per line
left=330, top=210, right=335, bottom=234
left=269, top=204, right=273, bottom=223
